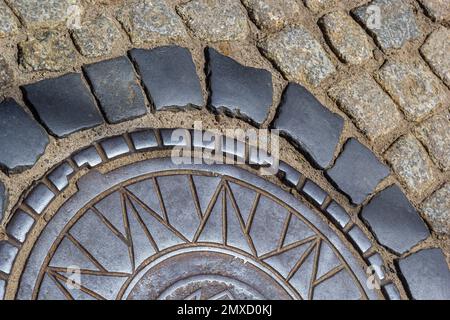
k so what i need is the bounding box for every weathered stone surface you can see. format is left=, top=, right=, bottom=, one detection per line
left=418, top=0, right=450, bottom=23
left=0, top=99, right=49, bottom=172
left=207, top=48, right=272, bottom=125
left=241, top=0, right=301, bottom=32
left=0, top=241, right=18, bottom=274
left=117, top=0, right=187, bottom=45
left=421, top=183, right=450, bottom=235
left=398, top=248, right=450, bottom=300
left=130, top=46, right=203, bottom=111
left=72, top=15, right=121, bottom=58
left=304, top=0, right=337, bottom=13
left=328, top=75, right=403, bottom=141
left=375, top=60, right=446, bottom=121
left=327, top=138, right=390, bottom=205
left=273, top=83, right=344, bottom=168
left=0, top=56, right=14, bottom=91
left=6, top=210, right=35, bottom=243
left=83, top=56, right=147, bottom=124
left=0, top=1, right=19, bottom=38
left=320, top=11, right=373, bottom=64
left=177, top=0, right=249, bottom=42
left=348, top=226, right=372, bottom=253
left=19, top=31, right=77, bottom=72
left=416, top=112, right=450, bottom=170
left=353, top=0, right=420, bottom=50
left=420, top=27, right=450, bottom=87
left=259, top=27, right=335, bottom=87
left=22, top=73, right=104, bottom=137
left=6, top=0, right=80, bottom=28
left=0, top=181, right=6, bottom=221
left=385, top=135, right=436, bottom=196
left=361, top=185, right=429, bottom=254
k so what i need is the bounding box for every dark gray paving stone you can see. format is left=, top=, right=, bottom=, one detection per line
left=348, top=226, right=372, bottom=253
left=22, top=73, right=104, bottom=137
left=327, top=138, right=390, bottom=205
left=6, top=210, right=34, bottom=243
left=0, top=279, right=5, bottom=299
left=25, top=184, right=55, bottom=215
left=0, top=99, right=49, bottom=172
left=302, top=180, right=327, bottom=205
left=273, top=83, right=344, bottom=168
left=100, top=136, right=130, bottom=159
left=129, top=46, right=203, bottom=111
left=398, top=248, right=450, bottom=300
left=207, top=47, right=273, bottom=126
left=362, top=185, right=429, bottom=254
left=383, top=283, right=401, bottom=300
left=0, top=241, right=18, bottom=274
left=0, top=181, right=6, bottom=221
left=130, top=130, right=159, bottom=150
left=367, top=253, right=385, bottom=281
left=47, top=162, right=74, bottom=191
left=277, top=162, right=301, bottom=187
left=161, top=129, right=191, bottom=147
left=72, top=147, right=103, bottom=168
left=326, top=201, right=350, bottom=228
left=83, top=57, right=147, bottom=124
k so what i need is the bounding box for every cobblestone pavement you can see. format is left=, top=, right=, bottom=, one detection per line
left=0, top=0, right=449, bottom=300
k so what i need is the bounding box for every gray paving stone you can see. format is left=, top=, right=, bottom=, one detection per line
left=326, top=201, right=350, bottom=228
left=84, top=57, right=147, bottom=124
left=207, top=48, right=273, bottom=126
left=0, top=56, right=14, bottom=91
left=302, top=180, right=327, bottom=206
left=421, top=182, right=450, bottom=235
left=368, top=253, right=385, bottom=281
left=6, top=210, right=34, bottom=243
left=73, top=147, right=103, bottom=168
left=383, top=283, right=401, bottom=300
left=6, top=0, right=80, bottom=28
left=420, top=27, right=450, bottom=87
left=304, top=0, right=338, bottom=13
left=25, top=184, right=54, bottom=215
left=320, top=10, right=373, bottom=65
left=161, top=129, right=190, bottom=147
left=176, top=0, right=249, bottom=42
left=259, top=26, right=335, bottom=87
left=72, top=15, right=121, bottom=58
left=353, top=0, right=420, bottom=50
left=362, top=185, right=429, bottom=254
left=375, top=60, right=446, bottom=121
left=415, top=112, right=450, bottom=171
left=398, top=248, right=450, bottom=300
left=47, top=162, right=74, bottom=191
left=130, top=130, right=159, bottom=150
left=116, top=0, right=187, bottom=45
left=19, top=30, right=77, bottom=72
left=327, top=139, right=390, bottom=205
left=273, top=83, right=343, bottom=168
left=22, top=73, right=104, bottom=137
left=100, top=136, right=130, bottom=159
left=0, top=181, right=5, bottom=221
left=418, top=0, right=450, bottom=24
left=328, top=74, right=403, bottom=141
left=348, top=226, right=372, bottom=254
left=130, top=46, right=203, bottom=111
left=277, top=162, right=301, bottom=187
left=0, top=99, right=49, bottom=172
left=222, top=136, right=246, bottom=161
left=241, top=0, right=301, bottom=32
left=0, top=241, right=18, bottom=274
left=385, top=134, right=436, bottom=197
left=0, top=1, right=18, bottom=38
left=0, top=279, right=4, bottom=299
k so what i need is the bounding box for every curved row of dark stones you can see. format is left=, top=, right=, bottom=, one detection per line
left=0, top=46, right=449, bottom=299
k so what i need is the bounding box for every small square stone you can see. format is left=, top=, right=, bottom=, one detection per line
left=273, top=83, right=344, bottom=168
left=241, top=0, right=301, bottom=32
left=22, top=73, right=104, bottom=137
left=328, top=74, right=403, bottom=141
left=19, top=30, right=77, bottom=72
left=421, top=183, right=450, bottom=235
left=320, top=11, right=373, bottom=64
left=83, top=56, right=147, bottom=124
left=416, top=112, right=450, bottom=170
left=353, top=0, right=420, bottom=50
left=385, top=134, right=436, bottom=197
left=129, top=46, right=203, bottom=111
left=72, top=15, right=121, bottom=58
left=418, top=0, right=450, bottom=23
left=0, top=56, right=15, bottom=91
left=304, top=0, right=338, bottom=13
left=117, top=0, right=187, bottom=45
left=0, top=1, right=19, bottom=38
left=259, top=27, right=335, bottom=87
left=6, top=210, right=35, bottom=243
left=327, top=138, right=390, bottom=205
left=176, top=0, right=249, bottom=42
left=6, top=0, right=80, bottom=28
left=375, top=60, right=447, bottom=121
left=420, top=27, right=450, bottom=87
